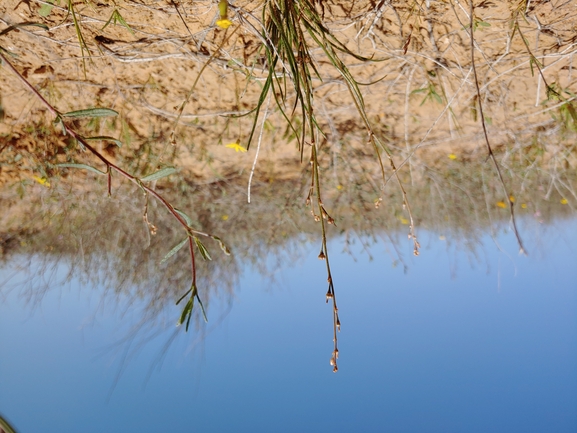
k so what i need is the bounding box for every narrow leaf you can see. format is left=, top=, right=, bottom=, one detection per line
left=56, top=163, right=107, bottom=175
left=196, top=294, right=208, bottom=323
left=160, top=238, right=188, bottom=264
left=62, top=108, right=119, bottom=119
left=101, top=9, right=115, bottom=31
left=102, top=9, right=135, bottom=35
left=113, top=10, right=135, bottom=35
left=0, top=22, right=49, bottom=36
left=178, top=296, right=194, bottom=328
left=140, top=167, right=177, bottom=182
left=194, top=237, right=212, bottom=261
left=174, top=208, right=194, bottom=227
left=175, top=287, right=193, bottom=305
left=185, top=304, right=193, bottom=331
left=85, top=136, right=122, bottom=147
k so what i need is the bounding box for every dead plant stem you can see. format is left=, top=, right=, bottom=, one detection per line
left=468, top=0, right=526, bottom=255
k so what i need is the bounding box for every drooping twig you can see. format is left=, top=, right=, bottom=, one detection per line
left=468, top=0, right=526, bottom=255
left=308, top=141, right=340, bottom=372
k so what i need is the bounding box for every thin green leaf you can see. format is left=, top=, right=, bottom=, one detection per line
left=0, top=45, right=17, bottom=58
left=176, top=287, right=193, bottom=305
left=84, top=136, right=122, bottom=147
left=194, top=237, right=212, bottom=261
left=67, top=0, right=91, bottom=76
left=0, top=22, right=49, bottom=36
left=56, top=163, right=107, bottom=175
left=160, top=238, right=188, bottom=264
left=101, top=10, right=116, bottom=30
left=102, top=9, right=135, bottom=35
left=140, top=166, right=177, bottom=182
left=185, top=304, right=193, bottom=330
left=510, top=22, right=517, bottom=41
left=174, top=208, right=194, bottom=227
left=196, top=293, right=208, bottom=323
left=178, top=295, right=194, bottom=329
left=246, top=73, right=273, bottom=150
left=112, top=10, right=135, bottom=35
left=62, top=108, right=119, bottom=119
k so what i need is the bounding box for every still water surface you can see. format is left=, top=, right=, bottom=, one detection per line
left=1, top=220, right=576, bottom=433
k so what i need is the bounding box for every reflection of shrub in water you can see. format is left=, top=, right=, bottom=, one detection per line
left=1, top=151, right=574, bottom=299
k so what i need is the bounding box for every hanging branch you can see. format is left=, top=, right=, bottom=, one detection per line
left=307, top=142, right=340, bottom=372
left=468, top=1, right=526, bottom=255
left=0, top=50, right=229, bottom=326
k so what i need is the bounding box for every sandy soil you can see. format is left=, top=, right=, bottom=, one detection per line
left=0, top=0, right=576, bottom=188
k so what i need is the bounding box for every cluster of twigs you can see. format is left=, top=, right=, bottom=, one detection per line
left=230, top=0, right=423, bottom=371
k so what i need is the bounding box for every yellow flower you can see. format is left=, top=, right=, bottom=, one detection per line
left=222, top=215, right=229, bottom=221
left=33, top=176, right=50, bottom=188
left=509, top=195, right=515, bottom=202
left=337, top=185, right=343, bottom=190
left=560, top=198, right=568, bottom=205
left=216, top=18, right=232, bottom=29
left=521, top=203, right=527, bottom=209
left=400, top=217, right=409, bottom=225
left=448, top=153, right=457, bottom=160
left=225, top=141, right=247, bottom=152
left=496, top=201, right=507, bottom=209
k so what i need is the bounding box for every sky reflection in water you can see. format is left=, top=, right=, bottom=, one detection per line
left=1, top=219, right=576, bottom=433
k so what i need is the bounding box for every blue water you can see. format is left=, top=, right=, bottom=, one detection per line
left=1, top=220, right=576, bottom=433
